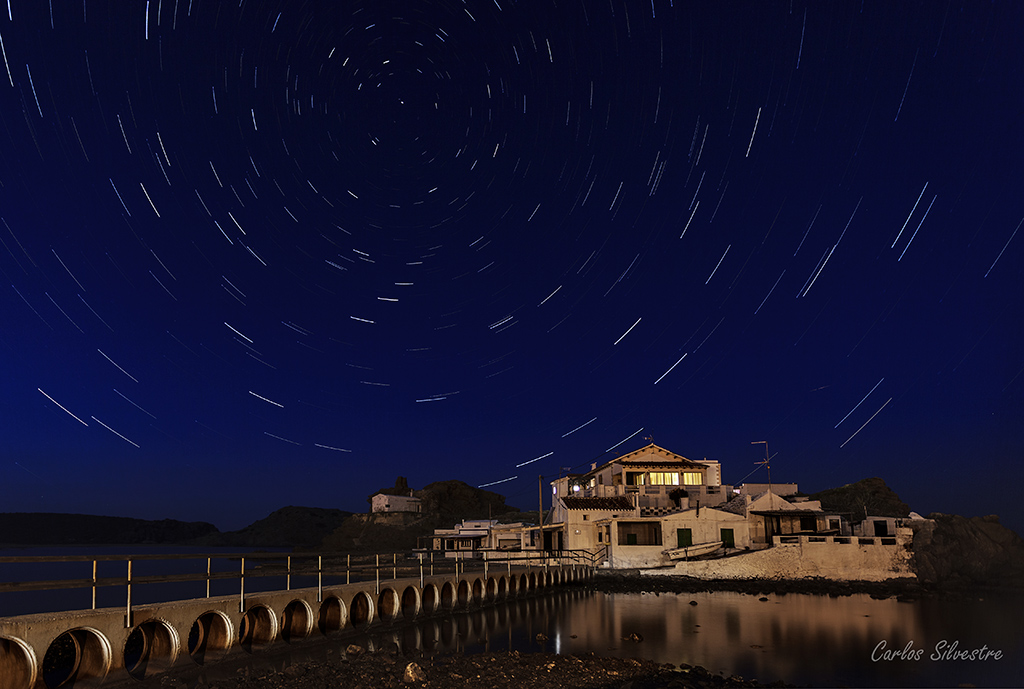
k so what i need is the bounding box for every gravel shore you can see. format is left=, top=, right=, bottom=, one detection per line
left=157, top=647, right=791, bottom=689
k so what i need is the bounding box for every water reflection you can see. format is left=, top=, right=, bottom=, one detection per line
left=314, top=588, right=1022, bottom=689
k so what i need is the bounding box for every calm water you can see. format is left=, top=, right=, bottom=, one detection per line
left=3, top=549, right=1022, bottom=688
left=157, top=587, right=1024, bottom=689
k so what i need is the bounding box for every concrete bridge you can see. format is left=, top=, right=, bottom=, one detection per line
left=0, top=551, right=593, bottom=689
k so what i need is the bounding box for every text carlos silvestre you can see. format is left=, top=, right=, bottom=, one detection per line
left=872, top=640, right=1003, bottom=662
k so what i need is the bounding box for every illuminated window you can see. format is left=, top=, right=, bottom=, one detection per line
left=681, top=472, right=703, bottom=485
left=625, top=472, right=646, bottom=486
left=648, top=472, right=680, bottom=486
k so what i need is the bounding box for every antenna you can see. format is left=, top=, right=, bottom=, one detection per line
left=751, top=440, right=772, bottom=495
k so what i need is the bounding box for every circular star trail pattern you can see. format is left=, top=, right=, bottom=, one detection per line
left=1, top=1, right=1021, bottom=530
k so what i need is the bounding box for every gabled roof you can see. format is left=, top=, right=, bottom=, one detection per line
left=562, top=496, right=635, bottom=511
left=592, top=443, right=707, bottom=475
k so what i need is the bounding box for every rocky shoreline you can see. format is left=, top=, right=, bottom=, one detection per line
left=582, top=569, right=932, bottom=600
left=157, top=647, right=790, bottom=689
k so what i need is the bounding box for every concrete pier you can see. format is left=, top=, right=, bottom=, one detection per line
left=0, top=559, right=588, bottom=689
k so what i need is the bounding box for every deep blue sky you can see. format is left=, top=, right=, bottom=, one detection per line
left=1, top=1, right=1021, bottom=533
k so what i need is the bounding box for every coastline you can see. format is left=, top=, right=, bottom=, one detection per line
left=579, top=568, right=1015, bottom=601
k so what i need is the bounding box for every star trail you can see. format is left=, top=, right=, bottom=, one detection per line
left=1, top=1, right=1021, bottom=532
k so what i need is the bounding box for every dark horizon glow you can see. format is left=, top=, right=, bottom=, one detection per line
left=1, top=1, right=1021, bottom=534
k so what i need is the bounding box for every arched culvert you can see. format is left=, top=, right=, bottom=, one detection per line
left=281, top=600, right=313, bottom=642
left=0, top=636, right=38, bottom=689
left=471, top=578, right=483, bottom=604
left=187, top=611, right=232, bottom=665
left=400, top=586, right=420, bottom=619
left=485, top=577, right=497, bottom=601
left=440, top=582, right=455, bottom=611
left=456, top=581, right=470, bottom=608
left=421, top=584, right=438, bottom=614
left=496, top=577, right=507, bottom=600
left=123, top=619, right=178, bottom=681
left=507, top=575, right=518, bottom=598
left=42, top=628, right=110, bottom=689
left=528, top=573, right=537, bottom=591
left=238, top=605, right=277, bottom=653
left=350, top=592, right=373, bottom=628
left=519, top=573, right=528, bottom=594
left=377, top=588, right=399, bottom=623
left=318, top=597, right=346, bottom=635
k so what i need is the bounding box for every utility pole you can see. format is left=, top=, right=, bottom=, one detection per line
left=538, top=473, right=544, bottom=524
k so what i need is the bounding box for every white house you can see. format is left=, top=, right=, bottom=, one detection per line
left=550, top=443, right=730, bottom=523
left=370, top=493, right=422, bottom=513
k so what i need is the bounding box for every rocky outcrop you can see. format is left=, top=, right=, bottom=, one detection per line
left=910, top=513, right=1024, bottom=589
left=0, top=512, right=218, bottom=545
left=414, top=480, right=518, bottom=521
left=809, top=477, right=911, bottom=520
left=319, top=511, right=432, bottom=552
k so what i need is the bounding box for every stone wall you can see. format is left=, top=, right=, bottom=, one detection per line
left=643, top=530, right=915, bottom=582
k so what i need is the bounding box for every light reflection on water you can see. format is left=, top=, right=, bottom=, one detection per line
left=363, top=589, right=1023, bottom=689
left=188, top=588, right=1024, bottom=689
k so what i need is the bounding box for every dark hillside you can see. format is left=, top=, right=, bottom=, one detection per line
left=0, top=512, right=218, bottom=545
left=194, top=506, right=354, bottom=548
left=809, top=477, right=911, bottom=520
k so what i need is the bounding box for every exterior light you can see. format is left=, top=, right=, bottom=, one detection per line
left=573, top=484, right=581, bottom=492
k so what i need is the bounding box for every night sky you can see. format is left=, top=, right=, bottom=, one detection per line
left=2, top=1, right=1021, bottom=534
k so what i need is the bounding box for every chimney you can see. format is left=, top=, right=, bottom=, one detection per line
left=591, top=462, right=597, bottom=470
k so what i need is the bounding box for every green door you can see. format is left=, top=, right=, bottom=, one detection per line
left=720, top=528, right=735, bottom=548
left=676, top=528, right=692, bottom=548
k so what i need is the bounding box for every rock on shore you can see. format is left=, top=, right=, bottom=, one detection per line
left=162, top=650, right=788, bottom=689
left=911, top=512, right=1024, bottom=589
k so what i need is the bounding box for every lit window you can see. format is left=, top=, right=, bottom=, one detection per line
left=682, top=472, right=703, bottom=485
left=648, top=472, right=680, bottom=485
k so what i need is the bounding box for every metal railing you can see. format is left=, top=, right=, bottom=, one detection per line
left=1, top=548, right=603, bottom=623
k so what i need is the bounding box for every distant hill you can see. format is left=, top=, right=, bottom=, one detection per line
left=809, top=477, right=911, bottom=520
left=0, top=513, right=218, bottom=545
left=195, top=506, right=354, bottom=548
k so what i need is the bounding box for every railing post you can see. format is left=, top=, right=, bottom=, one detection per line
left=318, top=555, right=323, bottom=602
left=393, top=553, right=397, bottom=581
left=239, top=556, right=245, bottom=613
left=430, top=550, right=434, bottom=576
left=346, top=554, right=351, bottom=585
left=287, top=555, right=292, bottom=591
left=419, top=553, right=424, bottom=588
left=91, top=560, right=97, bottom=610
left=206, top=557, right=211, bottom=598
left=124, top=559, right=132, bottom=627
left=375, top=554, right=380, bottom=594
left=483, top=550, right=488, bottom=580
